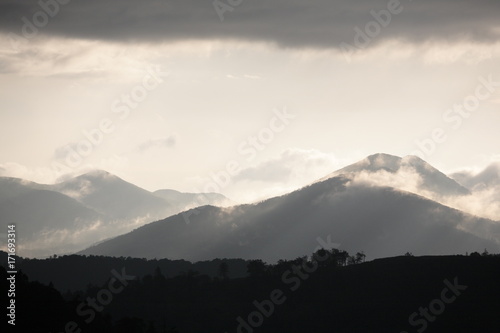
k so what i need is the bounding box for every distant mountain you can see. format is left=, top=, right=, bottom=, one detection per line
left=321, top=153, right=471, bottom=197
left=52, top=170, right=173, bottom=220
left=451, top=162, right=500, bottom=190
left=0, top=177, right=47, bottom=200
left=153, top=189, right=235, bottom=211
left=0, top=171, right=233, bottom=258
left=0, top=177, right=104, bottom=256
left=81, top=175, right=500, bottom=262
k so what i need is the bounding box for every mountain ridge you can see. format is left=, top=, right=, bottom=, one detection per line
left=0, top=170, right=233, bottom=258
left=80, top=174, right=500, bottom=262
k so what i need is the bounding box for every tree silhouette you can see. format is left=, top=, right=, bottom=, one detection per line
left=327, top=249, right=349, bottom=266
left=313, top=248, right=331, bottom=268
left=355, top=251, right=366, bottom=263
left=218, top=261, right=229, bottom=279
left=247, top=259, right=267, bottom=277
left=112, top=317, right=145, bottom=333
left=154, top=266, right=166, bottom=280
left=336, top=250, right=349, bottom=266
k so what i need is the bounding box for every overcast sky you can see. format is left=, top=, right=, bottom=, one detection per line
left=1, top=0, right=500, bottom=203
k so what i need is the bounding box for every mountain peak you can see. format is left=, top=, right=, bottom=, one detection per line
left=70, top=170, right=123, bottom=185
left=322, top=153, right=402, bottom=177
left=367, top=152, right=400, bottom=160
left=365, top=153, right=432, bottom=171
left=55, top=169, right=118, bottom=185
left=80, top=169, right=114, bottom=179
left=362, top=153, right=402, bottom=172
left=320, top=153, right=470, bottom=197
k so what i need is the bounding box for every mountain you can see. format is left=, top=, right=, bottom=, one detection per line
left=51, top=170, right=235, bottom=221
left=451, top=162, right=500, bottom=190
left=0, top=177, right=104, bottom=256
left=317, top=153, right=499, bottom=220
left=81, top=175, right=500, bottom=262
left=0, top=177, right=48, bottom=200
left=153, top=189, right=235, bottom=211
left=0, top=171, right=233, bottom=258
left=320, top=153, right=471, bottom=197
left=5, top=156, right=498, bottom=260
left=52, top=170, right=173, bottom=220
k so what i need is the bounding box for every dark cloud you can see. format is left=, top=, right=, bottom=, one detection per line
left=1, top=0, right=499, bottom=49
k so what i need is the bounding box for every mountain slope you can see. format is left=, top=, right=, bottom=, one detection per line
left=81, top=176, right=500, bottom=262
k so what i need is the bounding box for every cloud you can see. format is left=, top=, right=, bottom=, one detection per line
left=0, top=161, right=55, bottom=183
left=446, top=162, right=500, bottom=221
left=53, top=142, right=78, bottom=160
left=12, top=215, right=155, bottom=257
left=234, top=148, right=348, bottom=184
left=444, top=188, right=500, bottom=222
left=138, top=135, right=177, bottom=152
left=243, top=74, right=261, bottom=79
left=450, top=161, right=500, bottom=189
left=225, top=148, right=354, bottom=205
left=347, top=168, right=425, bottom=196
left=60, top=178, right=94, bottom=200
left=1, top=0, right=499, bottom=50
left=235, top=161, right=291, bottom=183
left=0, top=35, right=162, bottom=79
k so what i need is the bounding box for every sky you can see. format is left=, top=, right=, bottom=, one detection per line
left=0, top=0, right=500, bottom=203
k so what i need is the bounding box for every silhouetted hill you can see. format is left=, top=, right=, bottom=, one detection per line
left=85, top=253, right=500, bottom=332
left=11, top=253, right=497, bottom=333
left=1, top=266, right=111, bottom=333
left=0, top=251, right=248, bottom=292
